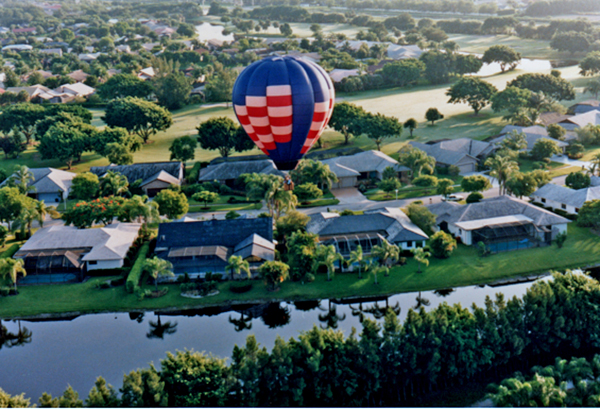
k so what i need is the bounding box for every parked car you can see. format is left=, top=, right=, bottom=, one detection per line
left=443, top=194, right=464, bottom=202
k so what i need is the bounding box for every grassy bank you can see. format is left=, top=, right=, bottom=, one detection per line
left=1, top=224, right=598, bottom=319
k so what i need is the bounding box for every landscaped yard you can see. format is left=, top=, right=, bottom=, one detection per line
left=187, top=194, right=262, bottom=212
left=1, top=224, right=598, bottom=319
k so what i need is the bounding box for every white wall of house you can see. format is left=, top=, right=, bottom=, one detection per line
left=396, top=240, right=427, bottom=250
left=37, top=192, right=63, bottom=203
left=447, top=224, right=473, bottom=245
left=531, top=196, right=579, bottom=215
left=87, top=259, right=123, bottom=270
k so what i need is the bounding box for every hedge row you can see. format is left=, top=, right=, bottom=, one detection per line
left=0, top=243, right=20, bottom=259
left=125, top=243, right=150, bottom=294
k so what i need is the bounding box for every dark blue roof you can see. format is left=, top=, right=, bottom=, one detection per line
left=156, top=218, right=273, bottom=249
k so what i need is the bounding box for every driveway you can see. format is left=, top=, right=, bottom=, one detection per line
left=331, top=187, right=369, bottom=205
left=551, top=154, right=591, bottom=170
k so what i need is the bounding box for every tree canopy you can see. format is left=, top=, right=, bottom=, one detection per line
left=446, top=77, right=497, bottom=115
left=196, top=117, right=255, bottom=157
left=103, top=97, right=173, bottom=143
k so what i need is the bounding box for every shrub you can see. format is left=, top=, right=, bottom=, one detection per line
left=398, top=257, right=407, bottom=266
left=126, top=243, right=150, bottom=293
left=225, top=210, right=241, bottom=220
left=555, top=231, right=568, bottom=248
left=257, top=212, right=271, bottom=218
left=358, top=184, right=367, bottom=193
left=340, top=209, right=356, bottom=216
left=429, top=231, right=457, bottom=258
left=413, top=175, right=438, bottom=187
left=466, top=192, right=484, bottom=203
left=110, top=277, right=125, bottom=286
left=305, top=273, right=315, bottom=282
left=97, top=281, right=111, bottom=289
left=0, top=287, right=10, bottom=297
left=448, top=165, right=460, bottom=176
left=229, top=282, right=253, bottom=293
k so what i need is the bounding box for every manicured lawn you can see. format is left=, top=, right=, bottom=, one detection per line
left=518, top=158, right=564, bottom=173
left=187, top=194, right=262, bottom=212
left=448, top=34, right=588, bottom=61
left=298, top=198, right=340, bottom=208
left=2, top=224, right=598, bottom=319
left=365, top=186, right=437, bottom=201
left=549, top=165, right=583, bottom=178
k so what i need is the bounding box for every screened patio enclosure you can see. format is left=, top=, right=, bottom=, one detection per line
left=471, top=221, right=551, bottom=254
left=323, top=233, right=386, bottom=257
left=18, top=249, right=86, bottom=283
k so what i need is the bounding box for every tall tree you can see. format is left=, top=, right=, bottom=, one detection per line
left=485, top=155, right=519, bottom=194
left=96, top=74, right=153, bottom=100
left=349, top=245, right=365, bottom=279
left=197, top=117, right=254, bottom=157
left=154, top=190, right=189, bottom=219
left=481, top=45, right=521, bottom=72
left=37, top=122, right=96, bottom=169
left=314, top=244, right=342, bottom=281
left=371, top=240, right=400, bottom=268
left=411, top=247, right=430, bottom=273
left=99, top=171, right=129, bottom=197
left=362, top=112, right=403, bottom=150
left=70, top=172, right=99, bottom=200
left=446, top=77, right=498, bottom=115
left=425, top=107, right=444, bottom=125
left=259, top=261, right=290, bottom=290
left=403, top=118, right=418, bottom=138
left=397, top=145, right=436, bottom=178
left=580, top=51, right=600, bottom=77
left=507, top=73, right=575, bottom=102
left=153, top=72, right=192, bottom=110
left=7, top=165, right=34, bottom=195
left=583, top=78, right=600, bottom=99
left=0, top=103, right=45, bottom=145
left=291, top=159, right=338, bottom=191
left=328, top=102, right=367, bottom=145
left=169, top=135, right=198, bottom=162
left=103, top=97, right=173, bottom=143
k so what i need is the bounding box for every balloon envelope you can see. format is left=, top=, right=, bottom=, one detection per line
left=232, top=56, right=335, bottom=170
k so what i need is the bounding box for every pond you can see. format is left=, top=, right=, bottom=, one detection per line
left=0, top=276, right=551, bottom=401
left=196, top=22, right=234, bottom=43
left=469, top=54, right=553, bottom=77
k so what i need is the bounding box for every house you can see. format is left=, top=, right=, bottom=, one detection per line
left=90, top=162, right=184, bottom=197
left=39, top=48, right=63, bottom=57
left=2, top=44, right=33, bottom=52
left=138, top=67, right=156, bottom=80
left=427, top=195, right=570, bottom=252
left=115, top=44, right=131, bottom=53
left=322, top=150, right=411, bottom=189
left=386, top=44, right=423, bottom=60
left=12, top=27, right=36, bottom=35
left=155, top=218, right=275, bottom=277
left=569, top=100, right=600, bottom=115
left=0, top=167, right=75, bottom=203
left=409, top=138, right=494, bottom=174
left=539, top=112, right=573, bottom=127
left=54, top=82, right=95, bottom=98
left=531, top=183, right=600, bottom=215
left=490, top=125, right=569, bottom=152
left=67, top=69, right=89, bottom=83
left=558, top=110, right=600, bottom=131
left=329, top=68, right=359, bottom=83
left=5, top=85, right=52, bottom=99
left=13, top=223, right=141, bottom=283
left=198, top=159, right=284, bottom=187
left=307, top=207, right=428, bottom=260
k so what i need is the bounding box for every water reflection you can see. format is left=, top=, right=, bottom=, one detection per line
left=146, top=314, right=178, bottom=340
left=293, top=300, right=323, bottom=312
left=229, top=311, right=253, bottom=332
left=318, top=301, right=346, bottom=329
left=1, top=320, right=32, bottom=349
left=349, top=300, right=401, bottom=322
left=260, top=303, right=291, bottom=329
left=128, top=312, right=144, bottom=323
left=414, top=291, right=431, bottom=309
left=433, top=288, right=455, bottom=297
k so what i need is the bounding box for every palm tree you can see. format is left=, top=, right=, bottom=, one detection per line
left=318, top=301, right=346, bottom=329
left=589, top=152, right=600, bottom=176
left=584, top=78, right=600, bottom=100
left=371, top=264, right=387, bottom=285
left=143, top=257, right=174, bottom=291
left=33, top=201, right=59, bottom=228
left=226, top=255, right=250, bottom=280
left=99, top=171, right=129, bottom=197
left=371, top=240, right=400, bottom=272
left=294, top=160, right=338, bottom=191
left=118, top=195, right=159, bottom=224
left=0, top=258, right=27, bottom=293
left=315, top=244, right=342, bottom=281
left=264, top=181, right=298, bottom=219
left=229, top=311, right=253, bottom=332
left=485, top=155, right=519, bottom=195
left=411, top=247, right=430, bottom=274
left=348, top=245, right=364, bottom=279
left=414, top=291, right=431, bottom=309
left=8, top=165, right=35, bottom=195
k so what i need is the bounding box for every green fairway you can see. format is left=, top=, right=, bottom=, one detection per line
left=1, top=224, right=598, bottom=319
left=448, top=34, right=588, bottom=61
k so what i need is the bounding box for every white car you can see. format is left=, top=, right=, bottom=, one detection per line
left=443, top=194, right=464, bottom=202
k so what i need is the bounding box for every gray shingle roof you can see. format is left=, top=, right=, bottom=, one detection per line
left=198, top=159, right=284, bottom=182
left=156, top=218, right=273, bottom=250
left=532, top=183, right=600, bottom=209
left=1, top=167, right=76, bottom=194
left=309, top=207, right=428, bottom=243
left=493, top=126, right=568, bottom=150
left=559, top=110, right=600, bottom=129
left=427, top=196, right=570, bottom=227
left=15, top=223, right=141, bottom=261
left=322, top=150, right=409, bottom=176
left=90, top=162, right=183, bottom=185
left=409, top=138, right=491, bottom=166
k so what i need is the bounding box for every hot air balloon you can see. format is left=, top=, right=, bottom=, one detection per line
left=232, top=55, right=335, bottom=170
